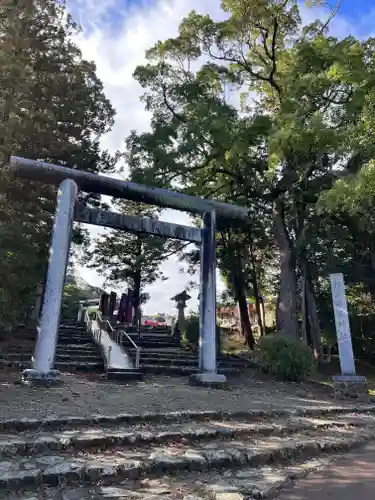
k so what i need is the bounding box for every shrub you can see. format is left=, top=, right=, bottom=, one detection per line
left=182, top=314, right=221, bottom=351
left=258, top=335, right=314, bottom=382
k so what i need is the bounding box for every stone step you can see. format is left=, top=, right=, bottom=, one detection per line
left=0, top=353, right=102, bottom=363
left=1, top=405, right=373, bottom=432
left=4, top=346, right=99, bottom=357
left=127, top=333, right=174, bottom=339
left=0, top=359, right=103, bottom=372
left=124, top=327, right=172, bottom=334
left=128, top=333, right=174, bottom=337
left=56, top=354, right=103, bottom=363
left=0, top=457, right=335, bottom=500
left=128, top=357, right=249, bottom=369
left=2, top=345, right=35, bottom=354
left=137, top=356, right=198, bottom=366
left=0, top=417, right=373, bottom=491
left=54, top=361, right=104, bottom=371
left=129, top=342, right=182, bottom=349
left=57, top=346, right=99, bottom=354
left=138, top=364, right=248, bottom=375
left=130, top=353, right=250, bottom=364
left=58, top=337, right=95, bottom=344
left=59, top=324, right=86, bottom=327
left=0, top=413, right=372, bottom=458
left=58, top=330, right=87, bottom=336
left=57, top=343, right=97, bottom=350
left=127, top=350, right=193, bottom=357
left=106, top=370, right=144, bottom=381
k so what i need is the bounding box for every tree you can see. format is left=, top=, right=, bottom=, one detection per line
left=61, top=272, right=102, bottom=320
left=0, top=0, right=115, bottom=331
left=124, top=0, right=375, bottom=345
left=83, top=201, right=175, bottom=323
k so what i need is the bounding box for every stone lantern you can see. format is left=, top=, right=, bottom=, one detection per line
left=171, top=290, right=191, bottom=340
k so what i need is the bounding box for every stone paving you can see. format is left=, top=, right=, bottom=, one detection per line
left=1, top=369, right=375, bottom=498
left=0, top=405, right=374, bottom=498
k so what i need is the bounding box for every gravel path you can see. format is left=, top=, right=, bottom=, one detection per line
left=0, top=369, right=343, bottom=422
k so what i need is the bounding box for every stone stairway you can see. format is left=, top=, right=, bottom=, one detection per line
left=0, top=319, right=104, bottom=373
left=124, top=328, right=254, bottom=376
left=1, top=405, right=375, bottom=499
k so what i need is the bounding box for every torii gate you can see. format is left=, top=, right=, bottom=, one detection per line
left=10, top=156, right=249, bottom=386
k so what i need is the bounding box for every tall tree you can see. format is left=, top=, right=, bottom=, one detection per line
left=0, top=0, right=115, bottom=331
left=124, top=0, right=375, bottom=342
left=83, top=201, right=174, bottom=323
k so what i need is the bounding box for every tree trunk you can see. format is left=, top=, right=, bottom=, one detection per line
left=237, top=287, right=255, bottom=349
left=260, top=295, right=266, bottom=332
left=132, top=271, right=141, bottom=327
left=219, top=229, right=255, bottom=347
left=249, top=246, right=265, bottom=337
left=273, top=201, right=299, bottom=338
left=301, top=274, right=308, bottom=343
left=300, top=255, right=321, bottom=358
left=305, top=275, right=321, bottom=359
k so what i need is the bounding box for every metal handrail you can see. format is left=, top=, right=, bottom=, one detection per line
left=85, top=310, right=141, bottom=369
left=84, top=309, right=111, bottom=369
left=117, top=329, right=141, bottom=369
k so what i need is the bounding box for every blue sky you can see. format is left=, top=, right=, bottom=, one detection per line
left=68, top=0, right=374, bottom=35
left=66, top=0, right=375, bottom=314
left=339, top=0, right=373, bottom=20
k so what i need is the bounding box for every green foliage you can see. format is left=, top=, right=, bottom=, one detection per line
left=259, top=335, right=314, bottom=381
left=0, top=0, right=115, bottom=332
left=124, top=0, right=375, bottom=341
left=83, top=201, right=180, bottom=320
left=319, top=161, right=375, bottom=232
left=61, top=273, right=102, bottom=320
left=182, top=314, right=221, bottom=351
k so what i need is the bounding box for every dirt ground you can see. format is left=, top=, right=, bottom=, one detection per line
left=0, top=367, right=352, bottom=422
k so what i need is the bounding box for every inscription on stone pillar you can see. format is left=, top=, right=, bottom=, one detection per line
left=330, top=273, right=356, bottom=375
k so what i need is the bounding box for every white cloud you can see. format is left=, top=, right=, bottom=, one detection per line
left=69, top=0, right=227, bottom=314
left=68, top=0, right=371, bottom=314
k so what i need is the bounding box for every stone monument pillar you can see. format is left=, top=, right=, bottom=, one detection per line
left=330, top=273, right=369, bottom=402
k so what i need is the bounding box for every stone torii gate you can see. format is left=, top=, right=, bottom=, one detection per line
left=10, top=156, right=249, bottom=386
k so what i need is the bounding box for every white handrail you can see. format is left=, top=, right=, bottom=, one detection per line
left=117, top=329, right=141, bottom=370
left=84, top=310, right=141, bottom=369
left=84, top=309, right=110, bottom=369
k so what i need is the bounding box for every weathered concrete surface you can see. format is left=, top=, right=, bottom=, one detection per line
left=277, top=441, right=375, bottom=500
